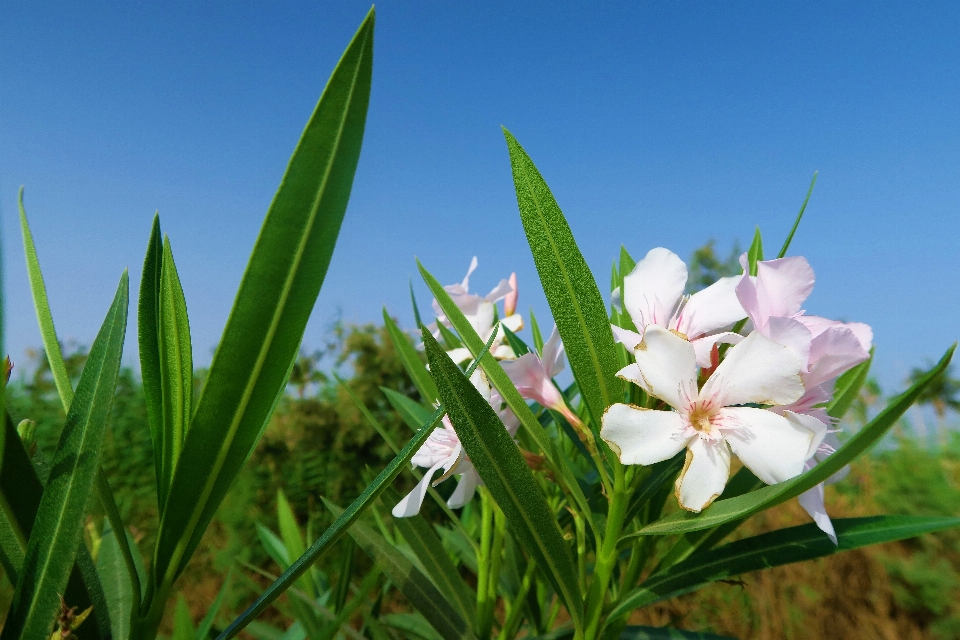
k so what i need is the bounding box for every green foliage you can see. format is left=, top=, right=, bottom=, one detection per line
left=685, top=241, right=742, bottom=294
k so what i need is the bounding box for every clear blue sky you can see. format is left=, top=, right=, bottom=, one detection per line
left=1, top=1, right=958, bottom=392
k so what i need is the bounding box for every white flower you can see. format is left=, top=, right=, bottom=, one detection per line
left=392, top=370, right=518, bottom=517
left=613, top=248, right=747, bottom=368
left=601, top=325, right=825, bottom=512
left=430, top=257, right=523, bottom=363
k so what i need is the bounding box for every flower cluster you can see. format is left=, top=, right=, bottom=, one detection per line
left=397, top=258, right=578, bottom=517
left=601, top=248, right=871, bottom=542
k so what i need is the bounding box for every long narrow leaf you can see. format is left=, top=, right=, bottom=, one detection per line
left=423, top=328, right=584, bottom=629
left=158, top=236, right=193, bottom=507
left=3, top=273, right=128, bottom=640
left=383, top=309, right=438, bottom=403
left=386, top=490, right=476, bottom=626
left=632, top=345, right=954, bottom=537
left=0, top=417, right=110, bottom=640
left=327, top=502, right=477, bottom=640
left=138, top=214, right=166, bottom=504
left=827, top=350, right=873, bottom=420
left=154, top=9, right=375, bottom=588
left=382, top=387, right=433, bottom=432
left=777, top=171, right=817, bottom=259
left=503, top=129, right=621, bottom=424
left=611, top=515, right=960, bottom=619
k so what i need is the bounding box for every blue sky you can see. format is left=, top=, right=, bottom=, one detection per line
left=1, top=1, right=958, bottom=392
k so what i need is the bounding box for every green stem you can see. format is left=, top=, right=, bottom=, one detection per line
left=476, top=488, right=494, bottom=638
left=582, top=464, right=629, bottom=639
left=483, top=506, right=507, bottom=637
left=497, top=560, right=536, bottom=640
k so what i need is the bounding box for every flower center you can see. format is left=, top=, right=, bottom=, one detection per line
left=688, top=406, right=713, bottom=433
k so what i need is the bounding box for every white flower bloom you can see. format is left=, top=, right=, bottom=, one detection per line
left=392, top=370, right=518, bottom=518
left=601, top=325, right=824, bottom=512
left=614, top=248, right=746, bottom=368
left=430, top=257, right=523, bottom=363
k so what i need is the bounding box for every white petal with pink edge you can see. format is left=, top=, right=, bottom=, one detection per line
left=755, top=256, right=815, bottom=320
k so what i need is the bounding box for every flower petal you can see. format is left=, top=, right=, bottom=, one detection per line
left=447, top=469, right=480, bottom=509
left=722, top=407, right=817, bottom=484
left=446, top=347, right=473, bottom=364
left=616, top=363, right=647, bottom=391
left=504, top=272, right=519, bottom=316
left=755, top=256, right=815, bottom=320
left=485, top=278, right=513, bottom=303
left=611, top=325, right=643, bottom=352
left=392, top=459, right=447, bottom=518
left=623, top=247, right=687, bottom=330
left=600, top=404, right=688, bottom=465
left=691, top=331, right=743, bottom=369
left=675, top=437, right=731, bottom=512
left=541, top=326, right=566, bottom=378
left=676, top=276, right=745, bottom=338
left=634, top=325, right=699, bottom=409
left=798, top=482, right=837, bottom=544
left=805, top=325, right=870, bottom=388
left=764, top=316, right=813, bottom=369
left=701, top=331, right=805, bottom=407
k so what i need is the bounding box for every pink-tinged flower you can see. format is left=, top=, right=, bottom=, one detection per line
left=601, top=326, right=825, bottom=512
left=735, top=255, right=872, bottom=387
left=393, top=370, right=518, bottom=517
left=613, top=248, right=747, bottom=368
left=736, top=255, right=872, bottom=543
left=430, top=257, right=523, bottom=363
left=501, top=326, right=580, bottom=425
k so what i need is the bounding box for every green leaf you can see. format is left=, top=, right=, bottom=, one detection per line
left=502, top=324, right=531, bottom=357
left=386, top=490, right=475, bottom=626
left=2, top=273, right=129, bottom=640
left=625, top=453, right=684, bottom=525
left=18, top=188, right=71, bottom=409
left=217, top=332, right=497, bottom=639
left=410, top=279, right=424, bottom=329
left=255, top=523, right=290, bottom=568
left=97, top=524, right=135, bottom=640
left=0, top=417, right=111, bottom=640
left=423, top=328, right=584, bottom=629
left=382, top=387, right=434, bottom=432
left=383, top=309, right=439, bottom=403
left=529, top=308, right=544, bottom=355
left=632, top=345, right=955, bottom=538
left=777, top=171, right=818, bottom=259
left=746, top=227, right=763, bottom=276
left=158, top=236, right=194, bottom=509
left=173, top=593, right=197, bottom=639
left=154, top=8, right=375, bottom=589
left=327, top=501, right=477, bottom=640
left=380, top=612, right=445, bottom=640
left=503, top=129, right=622, bottom=424
left=827, top=349, right=873, bottom=420
left=277, top=490, right=316, bottom=599
left=138, top=214, right=165, bottom=506
left=20, top=192, right=142, bottom=606
left=611, top=515, right=960, bottom=619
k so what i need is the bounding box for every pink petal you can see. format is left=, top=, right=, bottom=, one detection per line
left=691, top=331, right=743, bottom=369
left=504, top=273, right=519, bottom=316
left=702, top=332, right=805, bottom=408
left=798, top=482, right=837, bottom=544
left=806, top=326, right=870, bottom=388
left=755, top=256, right=815, bottom=321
